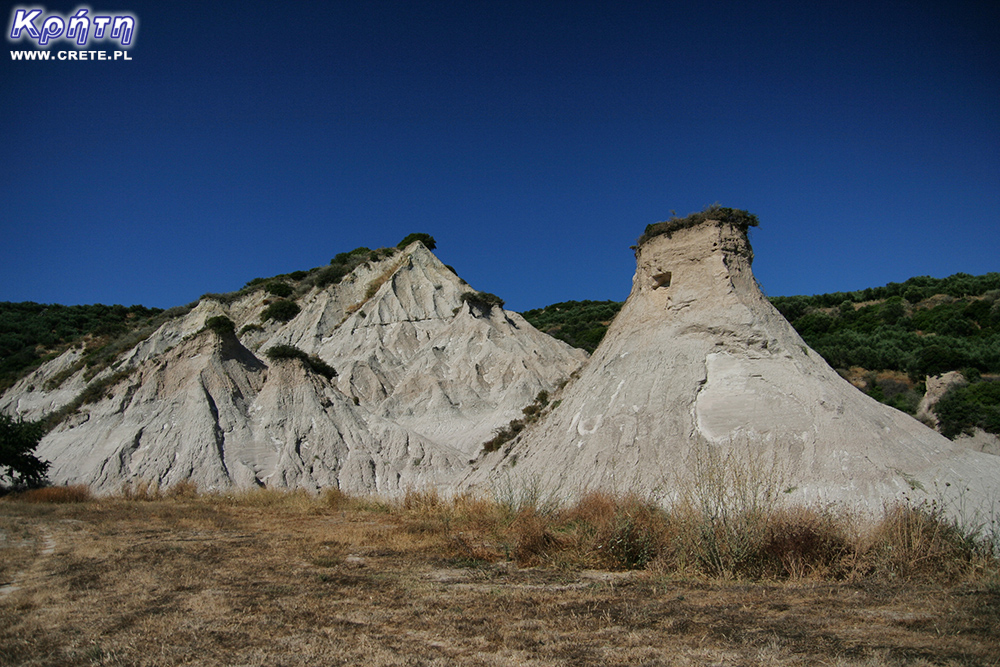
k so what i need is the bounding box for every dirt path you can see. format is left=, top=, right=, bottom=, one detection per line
left=0, top=523, right=56, bottom=599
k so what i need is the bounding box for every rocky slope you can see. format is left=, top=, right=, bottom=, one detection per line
left=461, top=219, right=1000, bottom=518
left=1, top=241, right=586, bottom=493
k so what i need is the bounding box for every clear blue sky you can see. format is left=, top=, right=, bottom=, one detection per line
left=3, top=1, right=997, bottom=312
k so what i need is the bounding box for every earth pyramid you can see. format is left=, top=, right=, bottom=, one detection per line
left=3, top=240, right=585, bottom=494
left=462, top=210, right=1000, bottom=516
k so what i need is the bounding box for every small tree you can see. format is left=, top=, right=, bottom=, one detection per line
left=0, top=414, right=49, bottom=490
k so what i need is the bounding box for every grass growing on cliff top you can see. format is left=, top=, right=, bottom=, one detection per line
left=637, top=204, right=760, bottom=246
left=2, top=486, right=998, bottom=666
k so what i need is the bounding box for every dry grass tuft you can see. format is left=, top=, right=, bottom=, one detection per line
left=5, top=485, right=92, bottom=504
left=853, top=502, right=995, bottom=580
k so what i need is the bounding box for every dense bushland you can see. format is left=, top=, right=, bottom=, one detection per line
left=0, top=302, right=162, bottom=391
left=521, top=300, right=622, bottom=353
left=770, top=275, right=1000, bottom=377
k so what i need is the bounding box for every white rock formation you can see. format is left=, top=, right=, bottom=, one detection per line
left=262, top=243, right=587, bottom=455
left=3, top=241, right=586, bottom=494
left=37, top=330, right=462, bottom=494
left=915, top=371, right=967, bottom=429
left=461, top=220, right=1000, bottom=518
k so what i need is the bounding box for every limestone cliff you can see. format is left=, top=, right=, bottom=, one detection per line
left=462, top=219, right=1000, bottom=516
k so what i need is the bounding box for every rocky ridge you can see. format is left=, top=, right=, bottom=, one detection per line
left=1, top=241, right=586, bottom=493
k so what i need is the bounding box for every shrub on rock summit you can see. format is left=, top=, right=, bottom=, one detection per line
left=638, top=204, right=759, bottom=246
left=397, top=233, right=436, bottom=251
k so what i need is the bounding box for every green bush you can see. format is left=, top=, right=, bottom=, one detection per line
left=204, top=316, right=236, bottom=336
left=332, top=247, right=372, bottom=265
left=397, top=233, right=436, bottom=250
left=935, top=378, right=1000, bottom=439
left=265, top=282, right=293, bottom=298
left=264, top=344, right=306, bottom=361
left=261, top=300, right=300, bottom=323
left=313, top=265, right=347, bottom=289
left=637, top=204, right=759, bottom=246
left=460, top=291, right=505, bottom=312
left=264, top=345, right=337, bottom=380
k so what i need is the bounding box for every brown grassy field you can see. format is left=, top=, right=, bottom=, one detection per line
left=1, top=486, right=998, bottom=666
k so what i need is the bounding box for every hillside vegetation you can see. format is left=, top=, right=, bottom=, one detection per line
left=522, top=273, right=1000, bottom=438
left=521, top=300, right=623, bottom=353
left=0, top=303, right=163, bottom=392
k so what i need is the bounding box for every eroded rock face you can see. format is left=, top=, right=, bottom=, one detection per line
left=36, top=330, right=464, bottom=494
left=4, top=242, right=586, bottom=494
left=462, top=222, right=1000, bottom=517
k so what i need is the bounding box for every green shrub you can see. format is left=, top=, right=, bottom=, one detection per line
left=332, top=247, right=372, bottom=265
left=261, top=300, right=300, bottom=323
left=264, top=344, right=306, bottom=361
left=238, top=323, right=264, bottom=336
left=461, top=291, right=505, bottom=312
left=936, top=378, right=1000, bottom=439
left=264, top=345, right=337, bottom=380
left=264, top=282, right=293, bottom=298
left=204, top=316, right=235, bottom=336
left=313, top=265, right=347, bottom=288
left=637, top=204, right=759, bottom=246
left=397, top=233, right=436, bottom=250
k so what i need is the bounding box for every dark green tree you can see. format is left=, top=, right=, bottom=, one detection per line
left=0, top=414, right=49, bottom=490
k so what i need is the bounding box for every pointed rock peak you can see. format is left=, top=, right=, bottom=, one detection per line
left=462, top=210, right=1000, bottom=518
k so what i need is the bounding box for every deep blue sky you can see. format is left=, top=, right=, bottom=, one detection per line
left=3, top=1, right=997, bottom=311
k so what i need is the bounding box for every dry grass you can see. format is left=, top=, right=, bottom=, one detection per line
left=0, top=488, right=997, bottom=666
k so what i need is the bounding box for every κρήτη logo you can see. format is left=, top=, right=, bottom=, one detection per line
left=7, top=5, right=138, bottom=48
